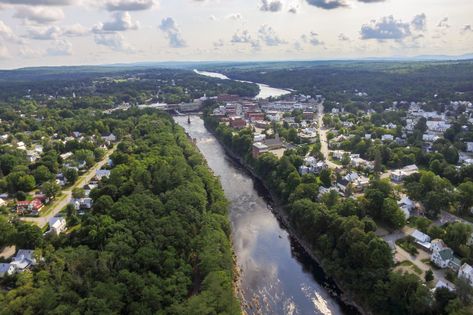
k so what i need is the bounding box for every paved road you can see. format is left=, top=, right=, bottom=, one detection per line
left=316, top=103, right=341, bottom=170
left=21, top=145, right=116, bottom=228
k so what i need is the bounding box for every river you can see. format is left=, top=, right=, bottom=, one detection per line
left=194, top=69, right=291, bottom=99
left=175, top=116, right=358, bottom=315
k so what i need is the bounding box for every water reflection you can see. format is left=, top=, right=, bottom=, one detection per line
left=175, top=116, right=357, bottom=315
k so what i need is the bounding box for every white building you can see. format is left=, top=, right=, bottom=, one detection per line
left=0, top=263, right=15, bottom=278
left=458, top=263, right=473, bottom=286
left=48, top=217, right=67, bottom=235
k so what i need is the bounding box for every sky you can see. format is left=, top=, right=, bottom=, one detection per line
left=0, top=0, right=472, bottom=69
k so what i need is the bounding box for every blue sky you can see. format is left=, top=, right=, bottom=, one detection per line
left=0, top=0, right=471, bottom=68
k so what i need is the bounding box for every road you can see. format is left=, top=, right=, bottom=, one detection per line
left=21, top=145, right=117, bottom=228
left=316, top=102, right=341, bottom=170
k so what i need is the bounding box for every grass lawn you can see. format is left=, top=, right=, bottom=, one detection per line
left=39, top=193, right=67, bottom=218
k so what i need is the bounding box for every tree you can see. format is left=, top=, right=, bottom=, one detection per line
left=341, top=153, right=351, bottom=167
left=72, top=188, right=86, bottom=199
left=319, top=168, right=332, bottom=188
left=64, top=168, right=78, bottom=184
left=456, top=181, right=473, bottom=215
left=41, top=181, right=61, bottom=199
left=425, top=269, right=434, bottom=282
left=0, top=217, right=16, bottom=248
left=455, top=277, right=473, bottom=305
left=444, top=222, right=473, bottom=253
left=33, top=165, right=53, bottom=184
left=13, top=222, right=43, bottom=249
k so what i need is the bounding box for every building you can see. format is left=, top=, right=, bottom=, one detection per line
left=10, top=249, right=37, bottom=272
left=431, top=247, right=462, bottom=271
left=16, top=199, right=44, bottom=216
left=229, top=117, right=247, bottom=129
left=95, top=169, right=111, bottom=181
left=467, top=142, right=473, bottom=153
left=381, top=134, right=394, bottom=142
left=411, top=229, right=431, bottom=250
left=391, top=165, right=419, bottom=183
left=48, top=217, right=67, bottom=235
left=431, top=239, right=447, bottom=253
left=398, top=196, right=415, bottom=219
left=458, top=263, right=473, bottom=286
left=0, top=263, right=15, bottom=278
left=252, top=143, right=269, bottom=159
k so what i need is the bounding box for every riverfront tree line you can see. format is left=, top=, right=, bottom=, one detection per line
left=0, top=111, right=240, bottom=314
left=203, top=104, right=472, bottom=315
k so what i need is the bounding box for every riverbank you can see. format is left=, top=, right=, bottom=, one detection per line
left=204, top=123, right=368, bottom=315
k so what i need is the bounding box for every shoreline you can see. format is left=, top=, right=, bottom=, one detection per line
left=205, top=124, right=369, bottom=315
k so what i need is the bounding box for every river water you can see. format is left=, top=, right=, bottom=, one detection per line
left=176, top=116, right=357, bottom=315
left=194, top=69, right=291, bottom=99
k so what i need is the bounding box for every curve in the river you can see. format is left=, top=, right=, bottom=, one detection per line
left=175, top=116, right=358, bottom=315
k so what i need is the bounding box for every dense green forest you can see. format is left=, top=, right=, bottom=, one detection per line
left=0, top=67, right=258, bottom=105
left=210, top=60, right=473, bottom=103
left=203, top=102, right=472, bottom=315
left=0, top=110, right=240, bottom=315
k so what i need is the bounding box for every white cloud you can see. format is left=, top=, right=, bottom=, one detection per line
left=260, top=0, right=283, bottom=12
left=0, top=20, right=21, bottom=43
left=437, top=17, right=450, bottom=28
left=361, top=16, right=412, bottom=41
left=14, top=6, right=64, bottom=24
left=93, top=11, right=139, bottom=33
left=95, top=32, right=135, bottom=52
left=25, top=25, right=62, bottom=40
left=19, top=46, right=43, bottom=58
left=411, top=13, right=426, bottom=31
left=159, top=17, right=186, bottom=48
left=338, top=33, right=350, bottom=41
left=62, top=23, right=89, bottom=36
left=258, top=25, right=286, bottom=46
left=47, top=39, right=72, bottom=55
left=0, top=43, right=8, bottom=59
left=226, top=13, right=242, bottom=20
left=104, top=0, right=156, bottom=11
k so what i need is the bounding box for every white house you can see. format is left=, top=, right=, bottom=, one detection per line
left=48, top=217, right=67, bottom=235
left=382, top=134, right=394, bottom=142
left=411, top=229, right=431, bottom=244
left=0, top=263, right=15, bottom=278
left=431, top=247, right=462, bottom=271
left=458, top=263, right=473, bottom=286
left=398, top=196, right=415, bottom=219
left=95, top=169, right=111, bottom=180
left=431, top=239, right=447, bottom=253
left=467, top=142, right=473, bottom=153
left=10, top=249, right=37, bottom=272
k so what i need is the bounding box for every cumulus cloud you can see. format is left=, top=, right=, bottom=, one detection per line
left=226, top=13, right=242, bottom=20
left=25, top=25, right=62, bottom=40
left=260, top=0, right=283, bottom=12
left=93, top=11, right=139, bottom=33
left=213, top=38, right=224, bottom=49
left=104, top=0, right=156, bottom=11
left=301, top=31, right=323, bottom=46
left=14, top=6, right=64, bottom=24
left=338, top=33, right=350, bottom=41
left=159, top=17, right=186, bottom=48
left=47, top=39, right=72, bottom=56
left=437, top=17, right=450, bottom=28
left=411, top=13, right=426, bottom=31
left=306, top=0, right=347, bottom=10
left=231, top=30, right=260, bottom=49
left=95, top=32, right=135, bottom=52
left=258, top=24, right=286, bottom=46
left=19, top=46, right=42, bottom=58
left=62, top=23, right=89, bottom=36
left=462, top=25, right=473, bottom=33
left=361, top=16, right=412, bottom=41
left=357, top=0, right=384, bottom=2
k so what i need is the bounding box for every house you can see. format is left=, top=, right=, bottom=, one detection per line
left=48, top=217, right=67, bottom=235
left=365, top=134, right=372, bottom=140
left=431, top=247, right=462, bottom=271
left=467, top=142, right=473, bottom=153
left=458, top=263, right=473, bottom=286
left=252, top=142, right=269, bottom=159
left=381, top=134, right=394, bottom=142
left=434, top=280, right=455, bottom=292
left=337, top=172, right=369, bottom=194
left=0, top=198, right=6, bottom=207
left=263, top=134, right=284, bottom=150
left=95, top=169, right=111, bottom=181
left=254, top=133, right=266, bottom=142
left=398, top=196, right=415, bottom=219
left=60, top=152, right=73, bottom=160
left=10, top=249, right=37, bottom=272
left=71, top=197, right=93, bottom=210
left=16, top=199, right=44, bottom=216
left=391, top=165, right=419, bottom=182
left=102, top=133, right=117, bottom=143
left=431, top=239, right=447, bottom=253
left=411, top=229, right=431, bottom=250
left=229, top=117, right=247, bottom=129
left=0, top=263, right=15, bottom=277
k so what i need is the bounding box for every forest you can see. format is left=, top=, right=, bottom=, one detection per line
left=209, top=60, right=473, bottom=103
left=0, top=110, right=240, bottom=315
